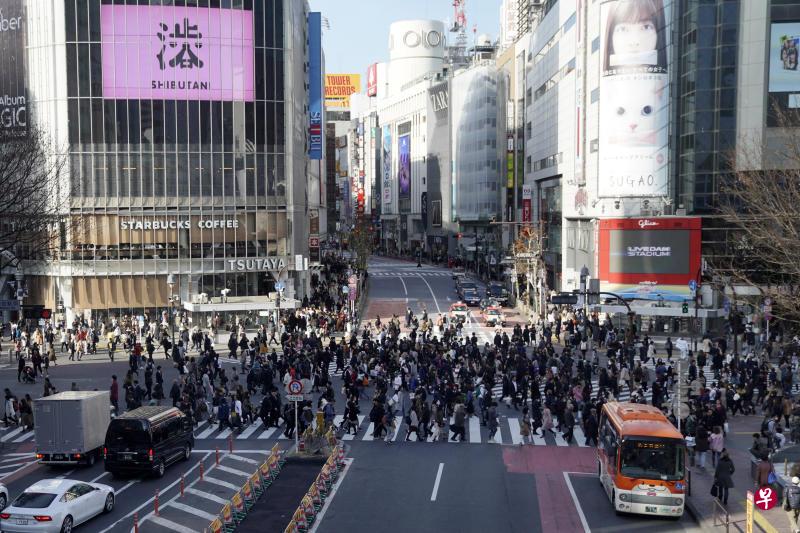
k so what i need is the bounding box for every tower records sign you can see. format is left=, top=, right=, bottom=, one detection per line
left=0, top=0, right=27, bottom=141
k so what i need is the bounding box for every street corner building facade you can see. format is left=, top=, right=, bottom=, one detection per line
left=4, top=0, right=325, bottom=325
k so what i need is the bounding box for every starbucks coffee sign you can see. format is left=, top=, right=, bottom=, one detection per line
left=120, top=218, right=240, bottom=230
left=227, top=257, right=289, bottom=272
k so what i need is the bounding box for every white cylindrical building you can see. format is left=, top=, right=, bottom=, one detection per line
left=387, top=20, right=446, bottom=96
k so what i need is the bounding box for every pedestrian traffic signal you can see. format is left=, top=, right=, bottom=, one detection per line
left=682, top=302, right=688, bottom=314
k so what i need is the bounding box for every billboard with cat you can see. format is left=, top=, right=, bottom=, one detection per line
left=768, top=22, right=800, bottom=126
left=598, top=0, right=671, bottom=197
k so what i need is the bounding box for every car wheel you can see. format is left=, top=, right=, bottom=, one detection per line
left=155, top=459, right=165, bottom=478
left=87, top=453, right=96, bottom=467
left=104, top=493, right=114, bottom=513
left=182, top=443, right=191, bottom=461
left=0, top=493, right=6, bottom=510
left=60, top=515, right=73, bottom=533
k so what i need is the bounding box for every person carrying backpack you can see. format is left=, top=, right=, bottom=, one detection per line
left=783, top=475, right=800, bottom=532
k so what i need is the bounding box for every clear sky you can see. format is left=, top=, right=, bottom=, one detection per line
left=308, top=0, right=502, bottom=87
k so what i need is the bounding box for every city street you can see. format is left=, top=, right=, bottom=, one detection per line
left=0, top=258, right=698, bottom=532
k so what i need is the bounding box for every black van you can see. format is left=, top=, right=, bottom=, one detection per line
left=103, top=406, right=194, bottom=478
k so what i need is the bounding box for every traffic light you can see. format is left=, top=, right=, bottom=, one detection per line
left=456, top=233, right=462, bottom=240
left=682, top=302, right=688, bottom=314
left=22, top=306, right=51, bottom=320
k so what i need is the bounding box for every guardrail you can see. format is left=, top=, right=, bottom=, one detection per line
left=283, top=444, right=346, bottom=533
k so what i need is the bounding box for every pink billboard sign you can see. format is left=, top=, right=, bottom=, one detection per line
left=100, top=5, right=255, bottom=101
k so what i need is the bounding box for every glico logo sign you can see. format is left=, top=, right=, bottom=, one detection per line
left=638, top=219, right=659, bottom=229
left=0, top=10, right=22, bottom=33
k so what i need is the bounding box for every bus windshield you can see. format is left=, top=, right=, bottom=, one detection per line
left=620, top=439, right=685, bottom=481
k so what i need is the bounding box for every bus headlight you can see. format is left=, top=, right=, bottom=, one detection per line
left=674, top=498, right=683, bottom=506
left=618, top=493, right=629, bottom=502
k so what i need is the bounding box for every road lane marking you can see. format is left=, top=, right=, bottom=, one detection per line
left=573, top=426, right=588, bottom=447
left=196, top=424, right=218, bottom=439
left=184, top=487, right=229, bottom=505
left=12, top=430, right=33, bottom=443
left=430, top=463, right=444, bottom=502
left=392, top=417, right=404, bottom=441
left=396, top=276, right=409, bottom=303
left=469, top=417, right=481, bottom=443
left=237, top=420, right=262, bottom=439
left=257, top=426, right=279, bottom=439
left=0, top=426, right=24, bottom=442
left=97, top=451, right=212, bottom=533
left=203, top=476, right=240, bottom=491
left=148, top=515, right=197, bottom=533
left=0, top=459, right=38, bottom=481
left=532, top=427, right=547, bottom=446
left=90, top=472, right=110, bottom=483
left=115, top=480, right=137, bottom=495
left=215, top=428, right=233, bottom=440
left=216, top=464, right=250, bottom=477
left=227, top=454, right=259, bottom=465
left=341, top=416, right=365, bottom=441
left=563, top=472, right=591, bottom=533
left=508, top=418, right=523, bottom=445
left=361, top=423, right=375, bottom=441
left=56, top=469, right=76, bottom=479
left=417, top=274, right=442, bottom=314
left=169, top=500, right=218, bottom=521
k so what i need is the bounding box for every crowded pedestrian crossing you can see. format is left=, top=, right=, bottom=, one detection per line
left=369, top=271, right=453, bottom=277
left=190, top=412, right=596, bottom=447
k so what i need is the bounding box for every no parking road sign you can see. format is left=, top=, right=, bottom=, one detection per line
left=287, top=380, right=303, bottom=395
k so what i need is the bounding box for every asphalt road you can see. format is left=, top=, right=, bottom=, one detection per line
left=0, top=257, right=700, bottom=532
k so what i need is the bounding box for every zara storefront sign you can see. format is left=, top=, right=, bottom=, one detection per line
left=227, top=257, right=289, bottom=272
left=120, top=218, right=239, bottom=230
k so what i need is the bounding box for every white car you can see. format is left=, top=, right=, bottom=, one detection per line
left=0, top=479, right=114, bottom=533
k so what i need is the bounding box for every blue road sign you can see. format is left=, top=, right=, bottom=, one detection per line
left=275, top=281, right=285, bottom=292
left=688, top=280, right=697, bottom=292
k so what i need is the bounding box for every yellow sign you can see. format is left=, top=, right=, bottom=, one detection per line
left=325, top=73, right=361, bottom=108
left=746, top=490, right=753, bottom=533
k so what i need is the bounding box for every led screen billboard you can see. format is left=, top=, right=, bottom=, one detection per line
left=398, top=134, right=411, bottom=200
left=598, top=0, right=671, bottom=197
left=768, top=21, right=800, bottom=126
left=100, top=5, right=255, bottom=101
left=0, top=0, right=26, bottom=141
left=598, top=217, right=701, bottom=301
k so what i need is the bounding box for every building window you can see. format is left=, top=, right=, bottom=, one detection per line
left=591, top=37, right=600, bottom=53
left=589, top=139, right=599, bottom=153
left=590, top=88, right=599, bottom=103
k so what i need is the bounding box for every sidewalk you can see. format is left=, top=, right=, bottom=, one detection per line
left=686, top=414, right=794, bottom=533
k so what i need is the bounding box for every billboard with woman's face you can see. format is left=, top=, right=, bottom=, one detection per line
left=598, top=0, right=671, bottom=198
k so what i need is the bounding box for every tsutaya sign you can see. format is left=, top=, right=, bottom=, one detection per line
left=120, top=218, right=239, bottom=230
left=227, top=257, right=289, bottom=272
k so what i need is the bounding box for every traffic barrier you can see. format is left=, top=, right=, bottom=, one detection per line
left=309, top=483, right=322, bottom=512
left=336, top=445, right=345, bottom=470
left=251, top=471, right=264, bottom=497
left=208, top=517, right=223, bottom=533
left=133, top=512, right=139, bottom=533
left=154, top=489, right=160, bottom=516
left=228, top=434, right=234, bottom=453
left=221, top=503, right=235, bottom=533
left=316, top=474, right=328, bottom=499
left=293, top=507, right=308, bottom=533
left=242, top=480, right=255, bottom=512
left=180, top=474, right=185, bottom=497
left=200, top=462, right=205, bottom=480
left=260, top=460, right=274, bottom=488
left=301, top=495, right=316, bottom=526
left=231, top=490, right=246, bottom=523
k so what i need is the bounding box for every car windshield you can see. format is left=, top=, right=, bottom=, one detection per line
left=488, top=285, right=504, bottom=296
left=460, top=283, right=477, bottom=290
left=620, top=439, right=685, bottom=481
left=106, top=419, right=150, bottom=447
left=487, top=309, right=501, bottom=315
left=452, top=305, right=467, bottom=312
left=13, top=492, right=57, bottom=509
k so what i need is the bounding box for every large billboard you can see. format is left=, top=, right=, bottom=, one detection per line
left=598, top=0, right=671, bottom=197
left=366, top=63, right=378, bottom=97
left=598, top=217, right=701, bottom=301
left=398, top=133, right=411, bottom=200
left=100, top=5, right=254, bottom=101
left=381, top=125, right=391, bottom=210
left=0, top=0, right=27, bottom=141
left=325, top=74, right=360, bottom=108
left=768, top=21, right=800, bottom=126
left=308, top=12, right=323, bottom=160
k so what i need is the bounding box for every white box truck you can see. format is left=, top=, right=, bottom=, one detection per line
left=33, top=390, right=110, bottom=466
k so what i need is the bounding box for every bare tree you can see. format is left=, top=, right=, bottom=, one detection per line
left=0, top=129, right=69, bottom=272
left=512, top=225, right=547, bottom=318
left=712, top=112, right=800, bottom=325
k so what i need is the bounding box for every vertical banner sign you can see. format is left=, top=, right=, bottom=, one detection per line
left=382, top=125, right=392, bottom=211
left=522, top=184, right=532, bottom=223
left=598, top=0, right=671, bottom=197
left=574, top=0, right=585, bottom=185
left=308, top=12, right=323, bottom=160
left=398, top=134, right=411, bottom=200
left=421, top=192, right=428, bottom=227
left=366, top=63, right=378, bottom=97
left=0, top=0, right=27, bottom=141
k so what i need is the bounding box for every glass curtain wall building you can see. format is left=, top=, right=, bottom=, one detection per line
left=20, top=0, right=312, bottom=325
